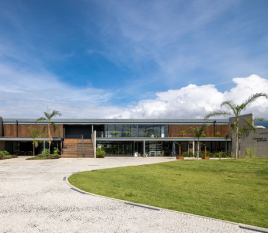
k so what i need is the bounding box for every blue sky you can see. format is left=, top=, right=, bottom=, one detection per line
left=0, top=0, right=268, bottom=118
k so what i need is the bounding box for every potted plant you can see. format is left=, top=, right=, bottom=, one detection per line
left=180, top=131, right=186, bottom=137
left=126, top=131, right=131, bottom=137
left=114, top=131, right=119, bottom=137
left=201, top=151, right=210, bottom=159
left=215, top=131, right=222, bottom=137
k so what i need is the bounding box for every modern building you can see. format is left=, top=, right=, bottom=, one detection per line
left=0, top=114, right=267, bottom=158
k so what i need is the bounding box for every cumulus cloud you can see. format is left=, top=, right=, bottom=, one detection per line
left=112, top=75, right=268, bottom=119
left=0, top=69, right=268, bottom=119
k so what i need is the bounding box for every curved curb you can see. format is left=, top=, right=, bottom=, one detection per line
left=66, top=174, right=268, bottom=233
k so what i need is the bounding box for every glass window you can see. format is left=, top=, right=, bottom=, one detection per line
left=153, top=125, right=160, bottom=137
left=108, top=125, right=115, bottom=137
left=138, top=125, right=145, bottom=137
left=122, top=124, right=130, bottom=137
left=145, top=125, right=153, bottom=137
left=131, top=125, right=138, bottom=137
left=104, top=125, right=108, bottom=137
left=164, top=125, right=168, bottom=137
left=115, top=124, right=123, bottom=137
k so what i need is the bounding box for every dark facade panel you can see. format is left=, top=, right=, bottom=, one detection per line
left=0, top=117, right=2, bottom=137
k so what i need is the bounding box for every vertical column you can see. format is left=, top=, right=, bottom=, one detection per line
left=43, top=141, right=45, bottom=153
left=188, top=141, right=195, bottom=155
left=92, top=125, right=94, bottom=133
left=143, top=140, right=145, bottom=158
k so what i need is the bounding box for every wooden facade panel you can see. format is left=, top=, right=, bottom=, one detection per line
left=168, top=124, right=228, bottom=137
left=3, top=124, right=63, bottom=138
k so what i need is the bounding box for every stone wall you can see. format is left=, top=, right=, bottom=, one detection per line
left=229, top=113, right=268, bottom=158
left=239, top=128, right=268, bottom=158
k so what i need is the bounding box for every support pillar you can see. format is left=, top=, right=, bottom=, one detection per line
left=143, top=140, right=145, bottom=158
left=43, top=141, right=45, bottom=153
left=188, top=141, right=195, bottom=154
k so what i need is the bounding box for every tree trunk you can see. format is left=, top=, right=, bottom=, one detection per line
left=235, top=118, right=239, bottom=160
left=48, top=121, right=51, bottom=157
left=197, top=140, right=200, bottom=160
left=33, top=143, right=35, bottom=156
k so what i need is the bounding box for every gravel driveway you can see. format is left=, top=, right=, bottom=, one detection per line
left=0, top=157, right=257, bottom=233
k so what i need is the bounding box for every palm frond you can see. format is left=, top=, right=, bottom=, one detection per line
left=220, top=101, right=236, bottom=113
left=52, top=122, right=61, bottom=137
left=190, top=125, right=207, bottom=138
left=204, top=111, right=231, bottom=120
left=225, top=130, right=234, bottom=139
left=36, top=117, right=46, bottom=124
left=44, top=111, right=50, bottom=120
left=242, top=93, right=268, bottom=109
left=50, top=110, right=62, bottom=118
left=39, top=125, right=47, bottom=138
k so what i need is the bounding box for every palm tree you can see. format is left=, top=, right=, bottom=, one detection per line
left=204, top=93, right=268, bottom=160
left=189, top=124, right=207, bottom=160
left=27, top=126, right=46, bottom=156
left=36, top=110, right=62, bottom=155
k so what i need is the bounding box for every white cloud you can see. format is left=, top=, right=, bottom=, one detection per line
left=112, top=75, right=268, bottom=119
left=1, top=69, right=267, bottom=120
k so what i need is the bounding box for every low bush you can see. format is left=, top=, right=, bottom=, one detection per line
left=0, top=151, right=17, bottom=160
left=27, top=154, right=61, bottom=160
left=245, top=148, right=255, bottom=158
left=26, top=148, right=61, bottom=160
left=96, top=148, right=106, bottom=158
left=181, top=151, right=232, bottom=158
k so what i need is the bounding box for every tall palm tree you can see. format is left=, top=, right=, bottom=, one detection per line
left=189, top=124, right=207, bottom=160
left=36, top=110, right=62, bottom=155
left=204, top=93, right=268, bottom=160
left=27, top=126, right=46, bottom=156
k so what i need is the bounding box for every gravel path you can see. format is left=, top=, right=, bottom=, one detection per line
left=0, top=157, right=256, bottom=233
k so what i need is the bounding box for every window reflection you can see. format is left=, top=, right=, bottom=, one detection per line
left=104, top=124, right=168, bottom=137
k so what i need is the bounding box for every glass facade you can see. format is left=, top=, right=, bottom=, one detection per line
left=103, top=124, right=168, bottom=138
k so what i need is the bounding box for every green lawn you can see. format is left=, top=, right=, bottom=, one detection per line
left=68, top=158, right=268, bottom=228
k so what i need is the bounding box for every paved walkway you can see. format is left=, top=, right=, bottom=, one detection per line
left=0, top=157, right=255, bottom=233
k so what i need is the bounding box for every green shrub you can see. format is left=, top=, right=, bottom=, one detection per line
left=53, top=148, right=60, bottom=156
left=96, top=148, right=106, bottom=158
left=43, top=149, right=50, bottom=157
left=0, top=150, right=10, bottom=156
left=245, top=148, right=255, bottom=158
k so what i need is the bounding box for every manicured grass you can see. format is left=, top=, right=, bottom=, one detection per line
left=69, top=158, right=268, bottom=228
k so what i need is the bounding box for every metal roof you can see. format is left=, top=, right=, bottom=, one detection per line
left=2, top=118, right=229, bottom=125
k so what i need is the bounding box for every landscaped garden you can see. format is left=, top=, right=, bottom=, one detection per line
left=0, top=151, right=17, bottom=160
left=69, top=158, right=268, bottom=228
left=26, top=148, right=61, bottom=160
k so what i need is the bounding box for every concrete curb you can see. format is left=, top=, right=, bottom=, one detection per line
left=65, top=174, right=268, bottom=233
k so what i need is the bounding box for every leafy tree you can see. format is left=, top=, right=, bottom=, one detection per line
left=36, top=110, right=62, bottom=155
left=189, top=124, right=207, bottom=160
left=27, top=126, right=46, bottom=156
left=204, top=93, right=268, bottom=159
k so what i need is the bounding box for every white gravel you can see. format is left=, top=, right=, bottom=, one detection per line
left=0, top=157, right=256, bottom=233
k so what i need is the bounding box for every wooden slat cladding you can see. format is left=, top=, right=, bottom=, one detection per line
left=168, top=125, right=229, bottom=137
left=3, top=124, right=17, bottom=137
left=3, top=124, right=63, bottom=138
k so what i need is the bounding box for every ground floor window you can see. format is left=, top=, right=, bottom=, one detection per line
left=4, top=141, right=61, bottom=155
left=98, top=141, right=190, bottom=157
